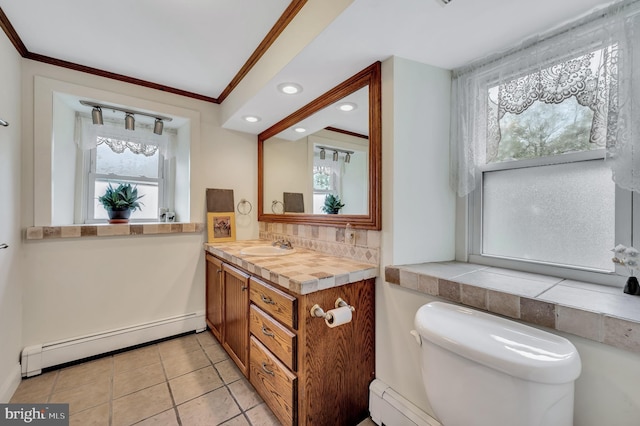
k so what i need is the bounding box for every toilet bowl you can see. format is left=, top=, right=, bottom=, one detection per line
left=413, top=302, right=581, bottom=426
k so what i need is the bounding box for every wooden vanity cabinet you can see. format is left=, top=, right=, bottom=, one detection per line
left=205, top=254, right=250, bottom=377
left=205, top=252, right=375, bottom=426
left=205, top=254, right=223, bottom=340
left=249, top=276, right=375, bottom=426
left=222, top=264, right=250, bottom=377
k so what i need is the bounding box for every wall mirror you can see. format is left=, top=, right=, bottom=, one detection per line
left=258, top=62, right=381, bottom=230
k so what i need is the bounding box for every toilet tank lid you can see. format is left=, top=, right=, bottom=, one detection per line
left=414, top=302, right=581, bottom=384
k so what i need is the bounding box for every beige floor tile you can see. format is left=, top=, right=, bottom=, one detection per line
left=221, top=415, right=251, bottom=426
left=50, top=378, right=111, bottom=415
left=112, top=383, right=173, bottom=426
left=114, top=345, right=161, bottom=374
left=158, top=334, right=201, bottom=359
left=169, top=366, right=224, bottom=405
left=203, top=343, right=229, bottom=364
left=135, top=409, right=179, bottom=425
left=214, top=359, right=242, bottom=384
left=162, top=349, right=210, bottom=379
left=228, top=379, right=263, bottom=411
left=195, top=330, right=218, bottom=347
left=245, top=403, right=280, bottom=426
left=69, top=402, right=110, bottom=426
left=10, top=371, right=58, bottom=403
left=357, top=418, right=377, bottom=426
left=55, top=357, right=113, bottom=392
left=113, top=362, right=165, bottom=398
left=177, top=387, right=241, bottom=426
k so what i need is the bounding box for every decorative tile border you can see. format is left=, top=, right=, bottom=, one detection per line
left=25, top=223, right=205, bottom=240
left=205, top=240, right=378, bottom=295
left=259, top=221, right=380, bottom=265
left=386, top=262, right=640, bottom=355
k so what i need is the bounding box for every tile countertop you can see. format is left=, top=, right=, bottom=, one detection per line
left=386, top=261, right=640, bottom=355
left=205, top=240, right=378, bottom=295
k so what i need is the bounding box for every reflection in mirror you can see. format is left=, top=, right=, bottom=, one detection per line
left=258, top=62, right=381, bottom=230
left=263, top=86, right=369, bottom=215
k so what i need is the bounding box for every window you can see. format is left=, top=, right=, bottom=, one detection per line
left=461, top=41, right=633, bottom=285
left=76, top=113, right=175, bottom=223
left=86, top=140, right=165, bottom=222
left=312, top=150, right=342, bottom=214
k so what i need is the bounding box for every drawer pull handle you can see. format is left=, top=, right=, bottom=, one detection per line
left=260, top=294, right=275, bottom=305
left=261, top=362, right=275, bottom=376
left=261, top=326, right=275, bottom=338
left=242, top=286, right=248, bottom=291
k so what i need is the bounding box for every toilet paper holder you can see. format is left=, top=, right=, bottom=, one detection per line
left=310, top=298, right=355, bottom=320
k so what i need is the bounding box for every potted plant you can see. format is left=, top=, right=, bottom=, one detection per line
left=322, top=194, right=345, bottom=214
left=98, top=182, right=144, bottom=224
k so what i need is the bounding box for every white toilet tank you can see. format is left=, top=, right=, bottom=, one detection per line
left=414, top=302, right=581, bottom=426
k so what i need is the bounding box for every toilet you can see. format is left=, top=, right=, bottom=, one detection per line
left=413, top=302, right=581, bottom=426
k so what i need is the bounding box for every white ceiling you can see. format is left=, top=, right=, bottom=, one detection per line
left=0, top=0, right=617, bottom=134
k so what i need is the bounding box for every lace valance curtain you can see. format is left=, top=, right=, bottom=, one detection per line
left=74, top=113, right=175, bottom=158
left=450, top=0, right=640, bottom=196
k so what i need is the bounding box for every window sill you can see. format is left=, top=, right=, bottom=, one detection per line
left=25, top=222, right=205, bottom=240
left=385, top=261, right=640, bottom=355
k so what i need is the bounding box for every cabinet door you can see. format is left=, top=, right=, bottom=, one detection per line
left=205, top=254, right=223, bottom=341
left=222, top=263, right=250, bottom=377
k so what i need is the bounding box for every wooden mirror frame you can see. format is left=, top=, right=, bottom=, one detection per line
left=258, top=61, right=381, bottom=230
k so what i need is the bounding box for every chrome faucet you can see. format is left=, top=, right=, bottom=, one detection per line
left=272, top=239, right=293, bottom=249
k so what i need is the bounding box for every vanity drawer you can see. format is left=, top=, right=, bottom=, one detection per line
left=250, top=336, right=297, bottom=426
left=250, top=277, right=297, bottom=329
left=250, top=305, right=297, bottom=371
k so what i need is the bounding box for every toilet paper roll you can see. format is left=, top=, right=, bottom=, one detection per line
left=325, top=306, right=353, bottom=328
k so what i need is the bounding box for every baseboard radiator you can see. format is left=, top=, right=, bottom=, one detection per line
left=21, top=311, right=206, bottom=377
left=369, top=379, right=441, bottom=426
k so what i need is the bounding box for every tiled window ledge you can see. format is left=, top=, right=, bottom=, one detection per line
left=385, top=261, right=640, bottom=355
left=25, top=222, right=205, bottom=240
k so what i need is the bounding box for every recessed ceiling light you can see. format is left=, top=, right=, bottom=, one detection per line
left=243, top=115, right=261, bottom=123
left=294, top=127, right=306, bottom=133
left=278, top=83, right=303, bottom=95
left=337, top=102, right=357, bottom=112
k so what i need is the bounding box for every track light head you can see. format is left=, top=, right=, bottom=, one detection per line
left=154, top=118, right=164, bottom=135
left=124, top=113, right=135, bottom=131
left=320, top=148, right=325, bottom=160
left=345, top=152, right=351, bottom=163
left=332, top=150, right=339, bottom=162
left=91, top=106, right=103, bottom=125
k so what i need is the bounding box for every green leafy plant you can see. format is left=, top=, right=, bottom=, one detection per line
left=322, top=194, right=345, bottom=214
left=98, top=183, right=144, bottom=211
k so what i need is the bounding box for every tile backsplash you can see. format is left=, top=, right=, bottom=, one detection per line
left=259, top=222, right=380, bottom=265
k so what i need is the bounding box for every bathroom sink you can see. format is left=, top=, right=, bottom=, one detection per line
left=240, top=246, right=296, bottom=256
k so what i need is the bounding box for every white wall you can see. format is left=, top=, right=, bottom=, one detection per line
left=20, top=61, right=259, bottom=348
left=377, top=56, right=455, bottom=416
left=52, top=95, right=77, bottom=225
left=378, top=56, right=640, bottom=426
left=0, top=33, right=23, bottom=401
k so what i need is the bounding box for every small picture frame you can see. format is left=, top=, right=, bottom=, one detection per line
left=207, top=212, right=236, bottom=243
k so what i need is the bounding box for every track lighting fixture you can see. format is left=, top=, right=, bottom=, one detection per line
left=125, top=113, right=135, bottom=131
left=91, top=106, right=104, bottom=125
left=317, top=145, right=355, bottom=163
left=154, top=118, right=164, bottom=135
left=80, top=100, right=172, bottom=134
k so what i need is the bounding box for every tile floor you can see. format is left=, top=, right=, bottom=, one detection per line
left=9, top=332, right=281, bottom=425
left=10, top=331, right=378, bottom=425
